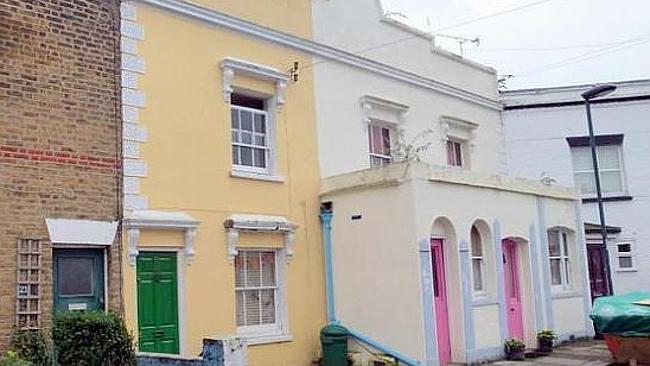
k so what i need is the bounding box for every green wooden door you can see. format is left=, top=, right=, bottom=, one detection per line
left=137, top=252, right=179, bottom=354
left=53, top=249, right=105, bottom=313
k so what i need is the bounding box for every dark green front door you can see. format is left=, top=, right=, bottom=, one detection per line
left=53, top=249, right=105, bottom=313
left=137, top=252, right=179, bottom=354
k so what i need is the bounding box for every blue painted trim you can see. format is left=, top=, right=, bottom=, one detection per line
left=536, top=197, right=554, bottom=329
left=418, top=239, right=438, bottom=365
left=348, top=328, right=421, bottom=366
left=573, top=201, right=595, bottom=336
left=466, top=346, right=504, bottom=364
left=319, top=211, right=337, bottom=323
left=459, top=240, right=476, bottom=355
left=492, top=220, right=508, bottom=343
left=528, top=223, right=544, bottom=331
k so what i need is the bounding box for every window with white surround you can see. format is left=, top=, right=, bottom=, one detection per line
left=569, top=140, right=626, bottom=196
left=231, top=94, right=270, bottom=173
left=447, top=139, right=465, bottom=167
left=235, top=249, right=288, bottom=342
left=368, top=123, right=393, bottom=167
left=470, top=226, right=484, bottom=294
left=616, top=242, right=635, bottom=270
left=548, top=229, right=572, bottom=290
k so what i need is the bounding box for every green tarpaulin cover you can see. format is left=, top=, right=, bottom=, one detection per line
left=590, top=292, right=650, bottom=337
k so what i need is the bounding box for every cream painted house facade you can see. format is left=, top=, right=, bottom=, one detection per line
left=312, top=1, right=593, bottom=365
left=118, top=1, right=326, bottom=365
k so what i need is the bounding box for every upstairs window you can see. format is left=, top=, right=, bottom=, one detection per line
left=568, top=135, right=625, bottom=196
left=548, top=229, right=571, bottom=290
left=368, top=124, right=392, bottom=168
left=231, top=94, right=269, bottom=172
left=447, top=140, right=465, bottom=167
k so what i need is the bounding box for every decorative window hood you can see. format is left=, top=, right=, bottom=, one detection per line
left=224, top=214, right=297, bottom=264
left=124, top=210, right=200, bottom=266
left=45, top=218, right=118, bottom=246
left=220, top=57, right=289, bottom=107
left=360, top=95, right=409, bottom=125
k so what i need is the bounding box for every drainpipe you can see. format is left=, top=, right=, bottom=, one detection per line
left=319, top=203, right=337, bottom=324
left=319, top=203, right=420, bottom=366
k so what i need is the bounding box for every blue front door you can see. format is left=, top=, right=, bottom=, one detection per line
left=53, top=249, right=105, bottom=312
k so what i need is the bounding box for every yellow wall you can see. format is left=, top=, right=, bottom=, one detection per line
left=123, top=3, right=326, bottom=365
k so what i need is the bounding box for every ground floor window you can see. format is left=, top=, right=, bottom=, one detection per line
left=235, top=250, right=279, bottom=330
left=616, top=242, right=635, bottom=270
left=548, top=229, right=572, bottom=290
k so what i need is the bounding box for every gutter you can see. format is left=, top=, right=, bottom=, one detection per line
left=319, top=206, right=421, bottom=366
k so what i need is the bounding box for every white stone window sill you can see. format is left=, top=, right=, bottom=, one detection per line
left=616, top=267, right=637, bottom=272
left=230, top=168, right=285, bottom=183
left=238, top=331, right=293, bottom=346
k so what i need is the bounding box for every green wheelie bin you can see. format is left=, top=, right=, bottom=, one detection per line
left=320, top=324, right=349, bottom=366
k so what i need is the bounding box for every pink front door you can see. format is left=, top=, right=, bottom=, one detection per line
left=502, top=239, right=524, bottom=340
left=431, top=239, right=452, bottom=364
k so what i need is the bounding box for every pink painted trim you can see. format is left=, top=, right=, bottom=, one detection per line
left=431, top=239, right=452, bottom=364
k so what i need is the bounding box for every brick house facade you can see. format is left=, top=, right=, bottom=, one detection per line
left=0, top=0, right=122, bottom=350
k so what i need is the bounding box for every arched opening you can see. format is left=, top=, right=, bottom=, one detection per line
left=470, top=220, right=494, bottom=298
left=430, top=217, right=464, bottom=364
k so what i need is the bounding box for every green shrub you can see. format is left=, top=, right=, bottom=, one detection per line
left=0, top=351, right=30, bottom=366
left=52, top=311, right=136, bottom=366
left=10, top=330, right=51, bottom=366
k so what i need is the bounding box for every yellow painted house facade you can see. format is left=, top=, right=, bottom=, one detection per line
left=119, top=1, right=326, bottom=364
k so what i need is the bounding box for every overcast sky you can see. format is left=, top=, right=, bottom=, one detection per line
left=381, top=0, right=650, bottom=90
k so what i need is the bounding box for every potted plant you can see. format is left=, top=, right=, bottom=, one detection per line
left=537, top=329, right=556, bottom=353
left=504, top=338, right=526, bottom=360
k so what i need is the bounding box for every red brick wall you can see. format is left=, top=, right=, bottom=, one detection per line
left=0, top=0, right=122, bottom=350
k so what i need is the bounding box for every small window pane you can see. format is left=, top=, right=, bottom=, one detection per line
left=241, top=132, right=252, bottom=145
left=231, top=131, right=239, bottom=143
left=240, top=147, right=252, bottom=166
left=472, top=259, right=483, bottom=292
left=597, top=146, right=621, bottom=170
left=371, top=125, right=382, bottom=154
left=619, top=256, right=633, bottom=268
left=562, top=232, right=569, bottom=256
left=618, top=244, right=631, bottom=253
left=601, top=171, right=623, bottom=193
left=381, top=127, right=391, bottom=155
left=245, top=254, right=261, bottom=287
left=58, top=257, right=93, bottom=296
left=548, top=230, right=561, bottom=256
left=244, top=290, right=261, bottom=325
left=550, top=259, right=562, bottom=285
left=235, top=254, right=245, bottom=287
left=241, top=111, right=253, bottom=131
left=564, top=259, right=571, bottom=286
left=236, top=291, right=244, bottom=326
left=574, top=172, right=596, bottom=194
left=571, top=148, right=592, bottom=171
left=232, top=146, right=240, bottom=165
left=254, top=114, right=266, bottom=133
left=254, top=135, right=266, bottom=146
left=454, top=142, right=463, bottom=166
left=261, top=252, right=275, bottom=286
left=231, top=109, right=238, bottom=129
left=471, top=227, right=482, bottom=256
left=260, top=289, right=275, bottom=324
left=253, top=148, right=266, bottom=168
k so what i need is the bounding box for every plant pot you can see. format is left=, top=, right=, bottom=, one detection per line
left=538, top=338, right=553, bottom=353
left=506, top=348, right=526, bottom=361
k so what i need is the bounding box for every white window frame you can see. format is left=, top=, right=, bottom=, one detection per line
left=234, top=248, right=291, bottom=345
left=446, top=139, right=466, bottom=168
left=570, top=145, right=626, bottom=197
left=231, top=102, right=272, bottom=174
left=548, top=229, right=572, bottom=292
left=470, top=227, right=485, bottom=297
left=615, top=242, right=636, bottom=272
left=368, top=121, right=394, bottom=168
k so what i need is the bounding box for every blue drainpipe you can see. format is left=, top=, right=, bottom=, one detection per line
left=319, top=204, right=420, bottom=366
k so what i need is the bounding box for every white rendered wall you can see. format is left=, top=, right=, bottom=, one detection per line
left=503, top=99, right=650, bottom=294
left=311, top=0, right=504, bottom=179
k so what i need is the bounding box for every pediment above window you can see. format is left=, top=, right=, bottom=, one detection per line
left=221, top=57, right=289, bottom=108
left=360, top=95, right=409, bottom=125
left=224, top=214, right=298, bottom=264
left=440, top=115, right=478, bottom=142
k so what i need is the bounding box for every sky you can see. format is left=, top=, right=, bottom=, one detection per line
left=381, top=0, right=650, bottom=90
